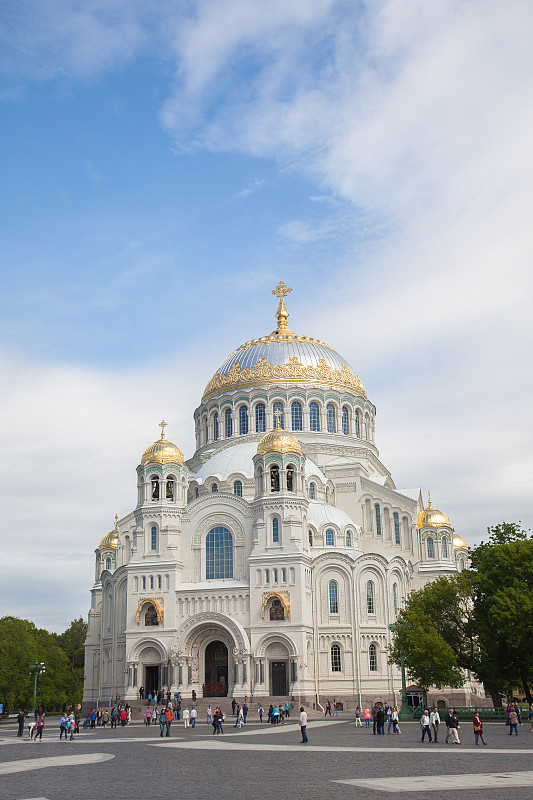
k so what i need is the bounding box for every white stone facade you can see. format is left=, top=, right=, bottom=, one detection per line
left=83, top=301, right=475, bottom=709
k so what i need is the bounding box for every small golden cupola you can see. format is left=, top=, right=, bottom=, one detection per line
left=453, top=533, right=468, bottom=550
left=418, top=492, right=451, bottom=529
left=99, top=515, right=119, bottom=549
left=257, top=408, right=302, bottom=456
left=141, top=420, right=184, bottom=466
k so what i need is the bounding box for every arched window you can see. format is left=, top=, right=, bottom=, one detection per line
left=326, top=487, right=330, bottom=503
left=225, top=408, right=233, bottom=437
left=309, top=482, right=316, bottom=500
left=265, top=569, right=270, bottom=583
left=427, top=537, right=435, bottom=559
left=329, top=580, right=338, bottom=614
left=204, top=417, right=208, bottom=444
left=239, top=405, right=248, bottom=435
left=273, top=401, right=284, bottom=429
left=272, top=517, right=280, bottom=543
left=326, top=403, right=336, bottom=433
left=195, top=487, right=199, bottom=498
left=375, top=504, right=382, bottom=536
left=441, top=537, right=448, bottom=558
left=331, top=643, right=341, bottom=672
left=166, top=476, right=175, bottom=501
left=273, top=568, right=278, bottom=583
left=325, top=528, right=335, bottom=546
left=282, top=568, right=286, bottom=582
left=233, top=480, right=243, bottom=497
left=214, top=413, right=219, bottom=441
left=369, top=643, right=378, bottom=671
left=342, top=406, right=350, bottom=435
left=355, top=410, right=361, bottom=438
left=206, top=526, right=233, bottom=579
left=255, top=403, right=266, bottom=433
left=150, top=576, right=154, bottom=589
left=150, top=475, right=160, bottom=501
left=345, top=530, right=352, bottom=547
left=366, top=580, right=375, bottom=614
left=393, top=512, right=400, bottom=545
left=291, top=401, right=303, bottom=431
left=211, top=483, right=218, bottom=493
left=270, top=465, right=280, bottom=492
left=142, top=576, right=146, bottom=590
left=105, top=557, right=111, bottom=571
left=309, top=402, right=320, bottom=431
left=286, top=464, right=294, bottom=492
left=158, top=575, right=162, bottom=590
left=151, top=526, right=157, bottom=551
left=392, top=582, right=399, bottom=616
left=308, top=529, right=313, bottom=547
left=459, top=558, right=465, bottom=571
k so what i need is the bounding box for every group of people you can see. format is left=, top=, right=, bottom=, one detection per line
left=324, top=699, right=339, bottom=716
left=85, top=705, right=129, bottom=729
left=355, top=704, right=401, bottom=734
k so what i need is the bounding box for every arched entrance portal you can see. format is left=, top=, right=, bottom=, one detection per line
left=203, top=640, right=228, bottom=697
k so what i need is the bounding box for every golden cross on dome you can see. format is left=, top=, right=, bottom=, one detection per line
left=428, top=491, right=432, bottom=509
left=272, top=280, right=292, bottom=301
left=114, top=514, right=118, bottom=531
left=272, top=281, right=292, bottom=332
left=273, top=407, right=282, bottom=430
left=159, top=419, right=167, bottom=440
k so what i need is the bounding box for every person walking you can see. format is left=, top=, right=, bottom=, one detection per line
left=333, top=699, right=338, bottom=716
left=392, top=707, right=401, bottom=734
left=386, top=705, right=393, bottom=734
left=34, top=712, right=45, bottom=742
left=207, top=705, right=213, bottom=725
left=509, top=708, right=519, bottom=736
left=145, top=706, right=152, bottom=726
left=420, top=710, right=433, bottom=743
left=139, top=685, right=144, bottom=700
left=473, top=712, right=487, bottom=745
left=59, top=713, right=69, bottom=741
left=90, top=708, right=96, bottom=728
left=235, top=706, right=244, bottom=728
left=376, top=706, right=385, bottom=735
left=120, top=708, right=127, bottom=726
left=183, top=708, right=190, bottom=729
left=102, top=709, right=109, bottom=729
left=159, top=709, right=167, bottom=737
left=285, top=701, right=290, bottom=718
left=299, top=707, right=308, bottom=743
left=325, top=699, right=332, bottom=716
left=242, top=702, right=248, bottom=723
left=213, top=707, right=224, bottom=735
left=16, top=710, right=25, bottom=737
left=372, top=703, right=379, bottom=734
left=430, top=707, right=440, bottom=742
left=191, top=708, right=197, bottom=728
left=355, top=707, right=362, bottom=726
left=232, top=698, right=237, bottom=715
left=165, top=706, right=173, bottom=737
left=111, top=706, right=119, bottom=728
left=258, top=706, right=264, bottom=723
left=445, top=709, right=460, bottom=744
left=363, top=707, right=370, bottom=727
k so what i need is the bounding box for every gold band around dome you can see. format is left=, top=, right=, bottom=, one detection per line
left=202, top=355, right=366, bottom=402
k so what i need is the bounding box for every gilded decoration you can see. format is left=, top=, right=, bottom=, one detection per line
left=260, top=591, right=290, bottom=620
left=135, top=598, right=164, bottom=624
left=417, top=493, right=451, bottom=529
left=202, top=355, right=366, bottom=402
left=141, top=420, right=185, bottom=466
left=99, top=515, right=119, bottom=549
left=453, top=533, right=468, bottom=550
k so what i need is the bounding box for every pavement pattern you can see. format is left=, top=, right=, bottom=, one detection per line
left=1, top=715, right=532, bottom=800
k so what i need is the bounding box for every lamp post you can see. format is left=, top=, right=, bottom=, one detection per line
left=29, top=662, right=45, bottom=714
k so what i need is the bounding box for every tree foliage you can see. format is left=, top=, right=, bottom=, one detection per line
left=0, top=616, right=87, bottom=714
left=389, top=522, right=533, bottom=705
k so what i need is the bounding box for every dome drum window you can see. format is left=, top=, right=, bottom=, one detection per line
left=255, top=403, right=266, bottom=433
left=166, top=476, right=175, bottom=501
left=233, top=480, right=243, bottom=497
left=239, top=405, right=249, bottom=435
left=325, top=528, right=335, bottom=546
left=206, top=527, right=233, bottom=580
left=151, top=476, right=160, bottom=501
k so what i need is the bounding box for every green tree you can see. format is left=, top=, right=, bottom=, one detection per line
left=470, top=522, right=533, bottom=704
left=57, top=617, right=87, bottom=705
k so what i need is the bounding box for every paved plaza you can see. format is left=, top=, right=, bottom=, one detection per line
left=1, top=715, right=532, bottom=800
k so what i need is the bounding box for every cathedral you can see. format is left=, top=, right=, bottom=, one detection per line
left=83, top=282, right=473, bottom=710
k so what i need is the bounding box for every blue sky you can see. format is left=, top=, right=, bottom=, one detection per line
left=1, top=0, right=532, bottom=630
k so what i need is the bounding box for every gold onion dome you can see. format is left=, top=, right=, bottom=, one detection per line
left=453, top=533, right=468, bottom=550
left=202, top=282, right=366, bottom=402
left=141, top=420, right=184, bottom=466
left=418, top=493, right=451, bottom=529
left=257, top=410, right=302, bottom=455
left=99, top=516, right=119, bottom=549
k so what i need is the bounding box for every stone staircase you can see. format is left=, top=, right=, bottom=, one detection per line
left=125, top=695, right=305, bottom=722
